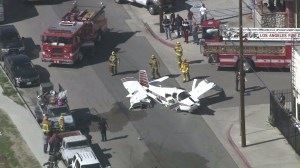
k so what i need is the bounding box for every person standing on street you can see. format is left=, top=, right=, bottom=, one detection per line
left=235, top=69, right=247, bottom=91
left=98, top=118, right=108, bottom=142
left=48, top=133, right=59, bottom=155
left=187, top=8, right=194, bottom=32
left=43, top=133, right=49, bottom=154
left=235, top=69, right=240, bottom=91
left=149, top=55, right=161, bottom=79
left=109, top=51, right=120, bottom=76
left=162, top=15, right=172, bottom=40
left=182, top=19, right=189, bottom=43
left=180, top=59, right=191, bottom=82
left=175, top=14, right=183, bottom=38
left=174, top=42, right=183, bottom=67
left=41, top=115, right=51, bottom=135
left=58, top=114, right=65, bottom=132
left=170, top=11, right=176, bottom=33
left=192, top=19, right=199, bottom=44
left=199, top=4, right=208, bottom=23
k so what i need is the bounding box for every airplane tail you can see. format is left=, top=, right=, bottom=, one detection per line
left=139, top=70, right=149, bottom=88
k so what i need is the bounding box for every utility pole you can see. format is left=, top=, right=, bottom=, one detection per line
left=239, top=0, right=246, bottom=147
left=159, top=0, right=164, bottom=33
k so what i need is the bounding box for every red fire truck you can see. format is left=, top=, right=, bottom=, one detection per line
left=41, top=1, right=107, bottom=65
left=200, top=20, right=300, bottom=72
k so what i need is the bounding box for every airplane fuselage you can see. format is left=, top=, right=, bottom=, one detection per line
left=145, top=85, right=199, bottom=112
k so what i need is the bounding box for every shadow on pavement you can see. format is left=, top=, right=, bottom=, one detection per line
left=23, top=0, right=73, bottom=5
left=193, top=91, right=233, bottom=115
left=72, top=108, right=92, bottom=133
left=189, top=60, right=203, bottom=64
left=24, top=37, right=40, bottom=60
left=35, top=65, right=50, bottom=83
left=91, top=144, right=112, bottom=168
left=108, top=135, right=128, bottom=141
left=117, top=70, right=139, bottom=76
left=192, top=75, right=209, bottom=80
left=2, top=0, right=38, bottom=24
left=167, top=73, right=181, bottom=78
left=245, top=86, right=266, bottom=93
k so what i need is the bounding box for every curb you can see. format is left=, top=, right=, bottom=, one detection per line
left=143, top=21, right=176, bottom=49
left=227, top=123, right=252, bottom=168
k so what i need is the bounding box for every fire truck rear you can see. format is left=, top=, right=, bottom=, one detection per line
left=41, top=1, right=107, bottom=65
left=200, top=20, right=300, bottom=72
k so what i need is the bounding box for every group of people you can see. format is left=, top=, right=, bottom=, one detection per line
left=162, top=3, right=208, bottom=44
left=108, top=47, right=190, bottom=83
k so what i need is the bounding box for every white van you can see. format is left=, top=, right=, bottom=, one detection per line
left=0, top=0, right=4, bottom=22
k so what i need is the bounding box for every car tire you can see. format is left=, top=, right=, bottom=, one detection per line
left=148, top=4, right=156, bottom=15
left=78, top=52, right=83, bottom=62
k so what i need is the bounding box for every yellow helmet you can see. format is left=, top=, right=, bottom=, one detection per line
left=176, top=42, right=180, bottom=45
left=112, top=51, right=116, bottom=55
left=151, top=55, right=155, bottom=58
left=60, top=114, right=64, bottom=119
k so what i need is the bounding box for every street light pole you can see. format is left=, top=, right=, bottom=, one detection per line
left=239, top=0, right=246, bottom=147
left=159, top=0, right=164, bottom=33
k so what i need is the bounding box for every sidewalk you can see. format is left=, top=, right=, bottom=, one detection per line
left=0, top=87, right=65, bottom=168
left=138, top=0, right=300, bottom=167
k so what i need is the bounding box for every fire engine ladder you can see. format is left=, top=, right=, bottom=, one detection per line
left=291, top=37, right=297, bottom=89
left=221, top=27, right=300, bottom=41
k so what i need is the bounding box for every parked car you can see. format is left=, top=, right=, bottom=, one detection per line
left=115, top=0, right=173, bottom=15
left=0, top=25, right=25, bottom=60
left=3, top=54, right=40, bottom=87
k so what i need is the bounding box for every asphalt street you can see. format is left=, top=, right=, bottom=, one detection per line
left=1, top=0, right=293, bottom=167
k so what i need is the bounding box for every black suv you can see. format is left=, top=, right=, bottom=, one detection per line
left=3, top=54, right=40, bottom=87
left=0, top=25, right=25, bottom=60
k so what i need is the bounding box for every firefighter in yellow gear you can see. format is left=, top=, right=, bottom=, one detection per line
left=59, top=114, right=65, bottom=132
left=41, top=115, right=51, bottom=135
left=174, top=42, right=183, bottom=67
left=108, top=51, right=120, bottom=76
left=149, top=55, right=161, bottom=79
left=180, top=59, right=191, bottom=82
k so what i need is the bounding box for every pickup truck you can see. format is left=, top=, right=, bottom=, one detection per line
left=35, top=82, right=75, bottom=131
left=115, top=0, right=173, bottom=15
left=59, top=131, right=102, bottom=168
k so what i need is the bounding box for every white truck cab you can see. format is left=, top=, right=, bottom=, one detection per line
left=71, top=152, right=101, bottom=168
left=59, top=131, right=101, bottom=168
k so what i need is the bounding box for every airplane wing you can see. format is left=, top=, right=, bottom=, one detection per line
left=121, top=77, right=150, bottom=109
left=149, top=76, right=169, bottom=85
left=189, top=79, right=216, bottom=100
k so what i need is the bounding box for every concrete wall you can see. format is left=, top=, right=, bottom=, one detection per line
left=293, top=48, right=300, bottom=120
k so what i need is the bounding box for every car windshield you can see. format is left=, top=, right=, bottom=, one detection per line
left=14, top=62, right=33, bottom=70
left=49, top=106, right=69, bottom=116
left=67, top=140, right=89, bottom=148
left=1, top=29, right=19, bottom=41
left=202, top=27, right=219, bottom=40
left=81, top=164, right=101, bottom=168
left=43, top=35, right=72, bottom=44
left=178, top=92, right=191, bottom=101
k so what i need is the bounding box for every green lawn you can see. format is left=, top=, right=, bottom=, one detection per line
left=0, top=110, right=40, bottom=168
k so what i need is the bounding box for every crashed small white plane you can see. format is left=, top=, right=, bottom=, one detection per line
left=121, top=70, right=216, bottom=113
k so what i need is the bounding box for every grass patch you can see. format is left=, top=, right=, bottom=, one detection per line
left=0, top=110, right=40, bottom=168
left=0, top=69, right=24, bottom=106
